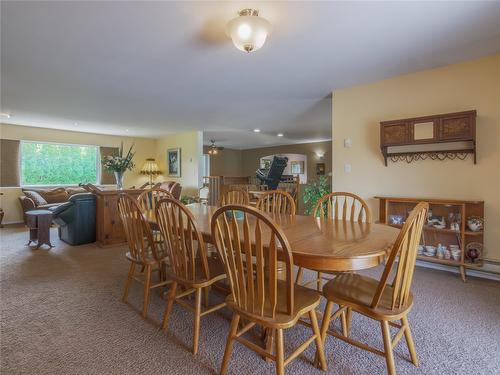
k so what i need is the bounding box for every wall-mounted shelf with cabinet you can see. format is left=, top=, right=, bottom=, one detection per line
left=380, top=110, right=476, bottom=166
left=375, top=196, right=484, bottom=282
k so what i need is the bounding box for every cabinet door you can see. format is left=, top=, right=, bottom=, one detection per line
left=381, top=123, right=409, bottom=146
left=438, top=114, right=474, bottom=141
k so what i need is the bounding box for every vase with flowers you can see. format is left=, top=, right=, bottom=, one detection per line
left=101, top=142, right=135, bottom=189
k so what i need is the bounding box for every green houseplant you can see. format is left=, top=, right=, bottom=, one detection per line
left=101, top=142, right=135, bottom=189
left=303, top=175, right=331, bottom=215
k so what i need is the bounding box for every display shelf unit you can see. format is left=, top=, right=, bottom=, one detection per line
left=375, top=196, right=484, bottom=282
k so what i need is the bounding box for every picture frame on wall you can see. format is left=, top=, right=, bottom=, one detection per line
left=167, top=148, right=181, bottom=177
left=316, top=162, right=325, bottom=175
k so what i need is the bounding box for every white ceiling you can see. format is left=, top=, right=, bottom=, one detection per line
left=1, top=1, right=500, bottom=149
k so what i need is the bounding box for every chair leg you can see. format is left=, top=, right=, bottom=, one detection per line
left=192, top=288, right=202, bottom=355
left=346, top=307, right=352, bottom=336
left=316, top=271, right=323, bottom=291
left=142, top=265, right=152, bottom=318
left=296, top=267, right=304, bottom=285
left=340, top=306, right=348, bottom=337
left=315, top=300, right=334, bottom=367
left=264, top=328, right=275, bottom=363
left=162, top=281, right=178, bottom=330
left=401, top=316, right=419, bottom=366
left=381, top=320, right=396, bottom=375
left=309, top=310, right=327, bottom=371
left=220, top=313, right=240, bottom=375
left=122, top=263, right=135, bottom=302
left=204, top=286, right=210, bottom=307
left=275, top=329, right=285, bottom=375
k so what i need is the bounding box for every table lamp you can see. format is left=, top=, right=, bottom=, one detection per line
left=140, top=158, right=162, bottom=186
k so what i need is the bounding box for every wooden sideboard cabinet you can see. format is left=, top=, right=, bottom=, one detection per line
left=83, top=185, right=142, bottom=247
left=375, top=196, right=484, bottom=282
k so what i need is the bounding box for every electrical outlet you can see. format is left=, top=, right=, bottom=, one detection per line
left=344, top=138, right=352, bottom=148
left=344, top=163, right=352, bottom=173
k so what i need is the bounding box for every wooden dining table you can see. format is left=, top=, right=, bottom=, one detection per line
left=146, top=203, right=399, bottom=273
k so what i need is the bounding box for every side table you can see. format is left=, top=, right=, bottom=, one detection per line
left=25, top=210, right=54, bottom=249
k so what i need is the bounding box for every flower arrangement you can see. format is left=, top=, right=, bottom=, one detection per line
left=102, top=142, right=135, bottom=173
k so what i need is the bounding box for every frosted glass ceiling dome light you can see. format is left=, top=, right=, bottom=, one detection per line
left=226, top=9, right=272, bottom=53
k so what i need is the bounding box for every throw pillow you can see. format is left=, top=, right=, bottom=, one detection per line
left=66, top=187, right=86, bottom=196
left=41, top=188, right=69, bottom=203
left=24, top=191, right=48, bottom=206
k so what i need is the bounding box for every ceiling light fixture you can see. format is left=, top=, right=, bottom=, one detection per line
left=208, top=140, right=224, bottom=155
left=226, top=9, right=272, bottom=53
left=0, top=113, right=11, bottom=118
left=277, top=133, right=284, bottom=137
left=253, top=128, right=261, bottom=133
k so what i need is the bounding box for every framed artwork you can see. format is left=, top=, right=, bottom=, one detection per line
left=316, top=162, right=325, bottom=175
left=167, top=148, right=181, bottom=177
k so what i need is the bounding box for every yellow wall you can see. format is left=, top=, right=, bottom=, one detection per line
left=156, top=131, right=203, bottom=196
left=0, top=124, right=202, bottom=223
left=331, top=53, right=500, bottom=262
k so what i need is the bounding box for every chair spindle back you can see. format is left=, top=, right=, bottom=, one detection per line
left=137, top=188, right=173, bottom=212
left=219, top=189, right=250, bottom=206
left=314, top=192, right=372, bottom=223
left=155, top=198, right=210, bottom=283
left=211, top=205, right=294, bottom=319
left=118, top=194, right=161, bottom=262
left=256, top=190, right=296, bottom=216
left=371, top=202, right=429, bottom=310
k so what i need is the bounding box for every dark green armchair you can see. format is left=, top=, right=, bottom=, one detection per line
left=52, top=193, right=96, bottom=245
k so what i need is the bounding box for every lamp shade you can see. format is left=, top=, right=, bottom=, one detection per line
left=140, top=158, right=161, bottom=176
left=226, top=9, right=272, bottom=53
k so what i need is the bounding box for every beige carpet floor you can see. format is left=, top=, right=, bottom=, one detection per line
left=1, top=224, right=499, bottom=375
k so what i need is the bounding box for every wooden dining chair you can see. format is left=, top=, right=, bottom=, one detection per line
left=137, top=187, right=173, bottom=212
left=218, top=188, right=250, bottom=206
left=155, top=197, right=227, bottom=355
left=296, top=192, right=372, bottom=290
left=211, top=204, right=327, bottom=375
left=256, top=190, right=296, bottom=216
left=318, top=202, right=428, bottom=375
left=117, top=194, right=171, bottom=318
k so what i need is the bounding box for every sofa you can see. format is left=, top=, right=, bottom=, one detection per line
left=52, top=193, right=97, bottom=245
left=19, top=187, right=87, bottom=223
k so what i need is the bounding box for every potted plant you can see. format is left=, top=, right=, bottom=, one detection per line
left=303, top=175, right=331, bottom=215
left=101, top=142, right=135, bottom=189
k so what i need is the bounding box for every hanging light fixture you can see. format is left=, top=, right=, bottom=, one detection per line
left=226, top=9, right=272, bottom=53
left=207, top=140, right=219, bottom=155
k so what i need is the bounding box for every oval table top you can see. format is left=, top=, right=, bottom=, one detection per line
left=146, top=203, right=399, bottom=272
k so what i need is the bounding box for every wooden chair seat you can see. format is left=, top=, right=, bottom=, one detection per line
left=227, top=280, right=321, bottom=329
left=323, top=273, right=413, bottom=320
left=165, top=255, right=226, bottom=288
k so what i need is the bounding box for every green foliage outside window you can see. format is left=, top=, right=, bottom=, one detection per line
left=21, top=142, right=98, bottom=185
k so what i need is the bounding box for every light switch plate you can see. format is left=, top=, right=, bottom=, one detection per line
left=344, top=163, right=352, bottom=173
left=344, top=138, right=352, bottom=148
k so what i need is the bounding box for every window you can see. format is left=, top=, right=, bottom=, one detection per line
left=291, top=161, right=304, bottom=174
left=21, top=141, right=99, bottom=186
